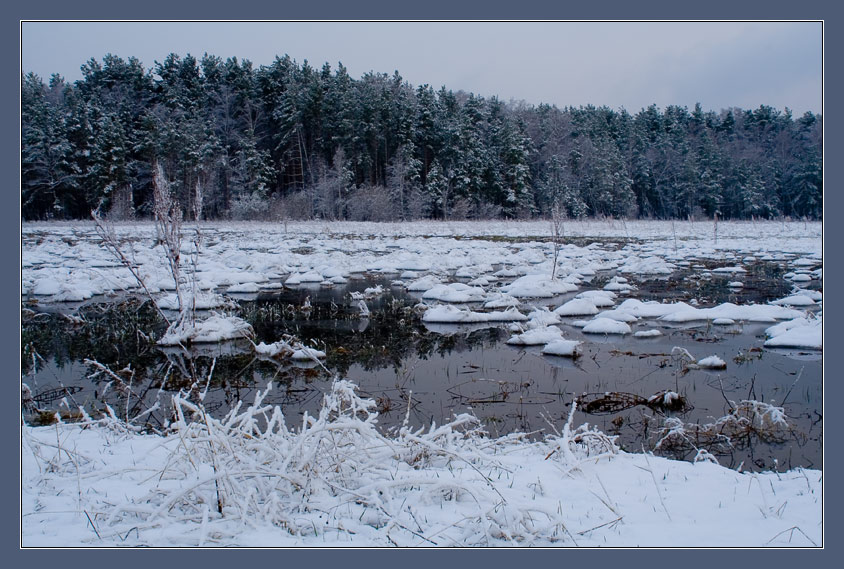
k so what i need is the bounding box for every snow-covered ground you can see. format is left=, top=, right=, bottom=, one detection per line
left=20, top=220, right=823, bottom=547
left=22, top=380, right=822, bottom=547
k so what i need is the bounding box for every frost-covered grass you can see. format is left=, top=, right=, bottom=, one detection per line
left=22, top=379, right=822, bottom=547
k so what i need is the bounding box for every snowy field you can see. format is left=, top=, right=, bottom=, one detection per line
left=21, top=220, right=823, bottom=547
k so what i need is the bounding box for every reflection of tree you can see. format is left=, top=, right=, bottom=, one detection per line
left=23, top=294, right=509, bottom=425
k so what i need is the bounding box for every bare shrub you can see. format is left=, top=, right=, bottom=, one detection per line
left=344, top=185, right=396, bottom=221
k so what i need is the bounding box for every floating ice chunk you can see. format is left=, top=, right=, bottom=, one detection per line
left=554, top=298, right=599, bottom=316
left=697, top=355, right=727, bottom=369
left=727, top=281, right=744, bottom=288
left=506, top=326, right=564, bottom=346
left=582, top=319, right=631, bottom=334
left=541, top=339, right=582, bottom=357
left=789, top=274, right=812, bottom=282
left=712, top=318, right=735, bottom=325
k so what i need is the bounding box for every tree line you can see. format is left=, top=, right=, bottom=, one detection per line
left=21, top=53, right=823, bottom=222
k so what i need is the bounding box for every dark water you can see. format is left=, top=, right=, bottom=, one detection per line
left=21, top=266, right=822, bottom=472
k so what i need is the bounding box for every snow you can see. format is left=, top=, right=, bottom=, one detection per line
left=501, top=274, right=577, bottom=298
left=540, top=339, right=582, bottom=357
left=659, top=302, right=804, bottom=323
left=770, top=295, right=816, bottom=307
left=697, top=355, right=727, bottom=369
left=554, top=298, right=599, bottom=316
left=574, top=290, right=616, bottom=306
left=422, top=283, right=487, bottom=303
left=290, top=346, right=327, bottom=360
left=157, top=314, right=254, bottom=346
left=21, top=378, right=822, bottom=547
left=156, top=291, right=229, bottom=311
left=581, top=319, right=631, bottom=335
left=422, top=304, right=528, bottom=324
left=712, top=266, right=747, bottom=274
left=634, top=329, right=663, bottom=338
left=227, top=282, right=261, bottom=293
left=764, top=317, right=822, bottom=350
left=506, top=325, right=565, bottom=345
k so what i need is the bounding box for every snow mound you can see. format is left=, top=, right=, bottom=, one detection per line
left=582, top=319, right=631, bottom=335
left=525, top=307, right=562, bottom=327
left=405, top=275, right=443, bottom=291
left=421, top=304, right=527, bottom=324
left=157, top=292, right=229, bottom=310
left=764, top=317, right=822, bottom=350
left=770, top=295, right=816, bottom=307
left=227, top=282, right=261, bottom=293
left=501, top=274, right=577, bottom=298
left=659, top=302, right=803, bottom=323
left=554, top=298, right=599, bottom=316
left=506, top=326, right=564, bottom=346
left=483, top=293, right=521, bottom=309
left=422, top=283, right=487, bottom=303
left=291, top=346, right=327, bottom=360
left=697, top=355, right=727, bottom=369
left=541, top=339, right=582, bottom=357
left=712, top=266, right=747, bottom=274
left=158, top=314, right=254, bottom=346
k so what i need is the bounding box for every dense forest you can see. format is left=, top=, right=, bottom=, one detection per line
left=21, top=53, right=823, bottom=221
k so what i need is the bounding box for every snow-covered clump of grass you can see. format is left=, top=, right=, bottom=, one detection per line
left=157, top=313, right=254, bottom=346
left=697, top=355, right=727, bottom=369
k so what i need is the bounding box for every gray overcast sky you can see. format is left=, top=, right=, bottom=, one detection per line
left=21, top=21, right=823, bottom=114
